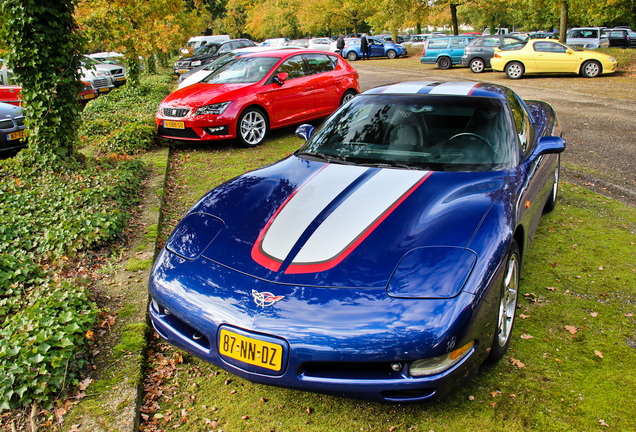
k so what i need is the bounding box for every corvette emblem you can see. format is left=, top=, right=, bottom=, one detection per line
left=252, top=289, right=284, bottom=308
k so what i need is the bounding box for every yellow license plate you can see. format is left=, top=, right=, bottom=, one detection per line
left=178, top=69, right=188, bottom=74
left=164, top=120, right=185, bottom=129
left=83, top=94, right=96, bottom=100
left=99, top=87, right=110, bottom=93
left=7, top=130, right=25, bottom=141
left=116, top=77, right=125, bottom=81
left=219, top=328, right=283, bottom=371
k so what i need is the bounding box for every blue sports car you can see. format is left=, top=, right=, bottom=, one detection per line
left=342, top=37, right=407, bottom=61
left=149, top=81, right=565, bottom=403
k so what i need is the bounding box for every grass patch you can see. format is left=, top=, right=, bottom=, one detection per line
left=126, top=257, right=153, bottom=272
left=146, top=129, right=636, bottom=431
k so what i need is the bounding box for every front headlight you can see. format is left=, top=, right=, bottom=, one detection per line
left=194, top=102, right=231, bottom=116
left=191, top=60, right=202, bottom=67
left=609, top=56, right=617, bottom=62
left=410, top=341, right=474, bottom=377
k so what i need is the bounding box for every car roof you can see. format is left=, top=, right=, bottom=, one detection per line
left=361, top=81, right=509, bottom=100
left=241, top=49, right=338, bottom=58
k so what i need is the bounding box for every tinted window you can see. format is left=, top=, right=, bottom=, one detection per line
left=503, top=37, right=521, bottom=46
left=428, top=39, right=449, bottom=49
left=482, top=37, right=500, bottom=47
left=300, top=95, right=514, bottom=171
left=304, top=54, right=335, bottom=75
left=533, top=41, right=568, bottom=53
left=450, top=38, right=467, bottom=48
left=276, top=55, right=306, bottom=80
left=507, top=93, right=531, bottom=156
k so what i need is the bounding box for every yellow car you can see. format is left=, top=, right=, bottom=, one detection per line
left=491, top=39, right=617, bottom=79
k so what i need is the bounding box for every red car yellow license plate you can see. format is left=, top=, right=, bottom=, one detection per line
left=164, top=120, right=185, bottom=129
left=218, top=328, right=283, bottom=372
left=7, top=130, right=25, bottom=141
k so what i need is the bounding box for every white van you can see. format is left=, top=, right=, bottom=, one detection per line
left=183, top=35, right=230, bottom=53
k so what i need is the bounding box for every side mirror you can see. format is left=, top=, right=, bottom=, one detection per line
left=295, top=124, right=315, bottom=142
left=274, top=72, right=288, bottom=86
left=533, top=136, right=566, bottom=158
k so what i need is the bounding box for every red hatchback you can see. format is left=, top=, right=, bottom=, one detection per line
left=156, top=49, right=360, bottom=147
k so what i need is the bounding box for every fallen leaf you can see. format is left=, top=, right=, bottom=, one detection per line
left=520, top=333, right=534, bottom=340
left=595, top=350, right=604, bottom=359
left=519, top=314, right=530, bottom=319
left=510, top=358, right=526, bottom=368
left=564, top=325, right=578, bottom=335
left=599, top=419, right=609, bottom=427
left=78, top=377, right=93, bottom=391
left=626, top=313, right=634, bottom=317
left=590, top=312, right=598, bottom=318
left=468, top=395, right=475, bottom=401
left=547, top=287, right=558, bottom=291
left=490, top=390, right=499, bottom=397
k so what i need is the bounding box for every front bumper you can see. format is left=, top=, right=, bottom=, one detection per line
left=148, top=248, right=497, bottom=403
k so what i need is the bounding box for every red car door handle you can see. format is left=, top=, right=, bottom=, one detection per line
left=305, top=86, right=314, bottom=91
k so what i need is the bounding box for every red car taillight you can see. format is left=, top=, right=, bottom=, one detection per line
left=422, top=46, right=426, bottom=56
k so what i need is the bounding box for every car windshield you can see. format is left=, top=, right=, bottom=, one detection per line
left=204, top=52, right=241, bottom=71
left=298, top=95, right=515, bottom=172
left=194, top=43, right=221, bottom=55
left=202, top=56, right=279, bottom=84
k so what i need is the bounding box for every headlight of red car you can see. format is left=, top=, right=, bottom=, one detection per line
left=194, top=102, right=231, bottom=116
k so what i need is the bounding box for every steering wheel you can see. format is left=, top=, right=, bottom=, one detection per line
left=446, top=133, right=492, bottom=151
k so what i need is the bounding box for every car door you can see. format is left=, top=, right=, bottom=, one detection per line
left=510, top=93, right=552, bottom=242
left=368, top=39, right=385, bottom=57
left=302, top=53, right=340, bottom=116
left=269, top=55, right=316, bottom=126
left=449, top=38, right=469, bottom=62
left=531, top=41, right=578, bottom=73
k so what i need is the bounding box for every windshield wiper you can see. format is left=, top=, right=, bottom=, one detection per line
left=296, top=152, right=357, bottom=165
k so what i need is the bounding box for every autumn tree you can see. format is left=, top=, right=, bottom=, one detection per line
left=1, top=0, right=83, bottom=166
left=76, top=0, right=210, bottom=85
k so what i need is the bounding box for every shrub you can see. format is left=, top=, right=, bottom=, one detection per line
left=107, top=122, right=156, bottom=155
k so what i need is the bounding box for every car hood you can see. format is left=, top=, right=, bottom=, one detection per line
left=181, top=53, right=218, bottom=62
left=0, top=101, right=22, bottom=117
left=166, top=156, right=507, bottom=288
left=161, top=82, right=255, bottom=107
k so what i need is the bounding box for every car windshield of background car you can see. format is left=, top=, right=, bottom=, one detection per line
left=202, top=56, right=280, bottom=84
left=194, top=43, right=221, bottom=55
left=298, top=95, right=514, bottom=172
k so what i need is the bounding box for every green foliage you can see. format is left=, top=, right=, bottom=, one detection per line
left=0, top=280, right=98, bottom=410
left=0, top=153, right=145, bottom=410
left=79, top=73, right=172, bottom=156
left=108, top=122, right=156, bottom=155
left=1, top=0, right=83, bottom=166
left=0, top=157, right=144, bottom=260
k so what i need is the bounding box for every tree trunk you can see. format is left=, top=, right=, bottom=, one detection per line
left=450, top=3, right=459, bottom=36
left=559, top=1, right=568, bottom=43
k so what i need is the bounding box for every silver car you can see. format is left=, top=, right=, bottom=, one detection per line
left=566, top=27, right=609, bottom=49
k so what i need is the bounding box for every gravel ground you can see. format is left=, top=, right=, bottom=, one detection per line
left=352, top=59, right=636, bottom=206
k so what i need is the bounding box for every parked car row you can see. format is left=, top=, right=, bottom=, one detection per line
left=419, top=31, right=619, bottom=79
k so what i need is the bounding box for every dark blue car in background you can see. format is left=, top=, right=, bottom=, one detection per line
left=341, top=37, right=407, bottom=61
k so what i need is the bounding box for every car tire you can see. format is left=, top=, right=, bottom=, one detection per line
left=347, top=51, right=358, bottom=61
left=387, top=49, right=397, bottom=59
left=485, top=240, right=521, bottom=365
left=236, top=107, right=268, bottom=148
left=437, top=57, right=452, bottom=70
left=505, top=61, right=524, bottom=79
left=469, top=58, right=485, bottom=73
left=581, top=60, right=601, bottom=78
left=543, top=156, right=560, bottom=212
left=340, top=90, right=357, bottom=106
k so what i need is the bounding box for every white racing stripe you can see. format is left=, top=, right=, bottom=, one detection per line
left=260, top=164, right=367, bottom=262
left=428, top=81, right=479, bottom=95
left=291, top=169, right=428, bottom=265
